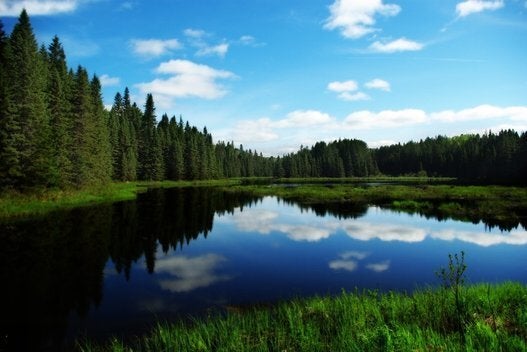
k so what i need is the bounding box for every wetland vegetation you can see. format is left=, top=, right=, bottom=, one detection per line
left=80, top=282, right=527, bottom=352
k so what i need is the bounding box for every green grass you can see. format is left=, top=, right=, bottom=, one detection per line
left=0, top=179, right=241, bottom=219
left=79, top=282, right=527, bottom=352
left=1, top=178, right=526, bottom=224
left=225, top=183, right=527, bottom=226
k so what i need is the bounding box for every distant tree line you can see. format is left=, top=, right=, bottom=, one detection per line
left=375, top=131, right=527, bottom=182
left=1, top=11, right=526, bottom=191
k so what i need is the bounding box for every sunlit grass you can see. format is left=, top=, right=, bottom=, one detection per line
left=79, top=282, right=527, bottom=352
left=2, top=178, right=526, bottom=223
left=0, top=179, right=241, bottom=219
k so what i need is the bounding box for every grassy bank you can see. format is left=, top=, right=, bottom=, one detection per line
left=1, top=178, right=526, bottom=223
left=0, top=179, right=240, bottom=219
left=80, top=282, right=527, bottom=351
left=226, top=183, right=527, bottom=226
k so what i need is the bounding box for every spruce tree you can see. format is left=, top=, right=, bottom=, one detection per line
left=71, top=66, right=94, bottom=186
left=47, top=36, right=73, bottom=187
left=0, top=20, right=23, bottom=188
left=7, top=10, right=53, bottom=188
left=89, top=75, right=113, bottom=183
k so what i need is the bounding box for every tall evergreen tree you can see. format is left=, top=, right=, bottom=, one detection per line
left=47, top=36, right=73, bottom=186
left=138, top=94, right=163, bottom=180
left=0, top=20, right=23, bottom=188
left=6, top=10, right=53, bottom=187
left=89, top=75, right=113, bottom=182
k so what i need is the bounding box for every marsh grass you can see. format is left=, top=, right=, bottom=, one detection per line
left=0, top=179, right=241, bottom=219
left=79, top=282, right=527, bottom=352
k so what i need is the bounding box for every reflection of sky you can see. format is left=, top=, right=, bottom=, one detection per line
left=155, top=253, right=231, bottom=293
left=89, top=195, right=527, bottom=342
left=220, top=199, right=527, bottom=247
left=329, top=251, right=390, bottom=273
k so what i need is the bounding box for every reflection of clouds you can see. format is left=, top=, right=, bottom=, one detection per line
left=228, top=204, right=527, bottom=247
left=275, top=224, right=332, bottom=242
left=329, top=251, right=390, bottom=273
left=340, top=250, right=369, bottom=260
left=431, top=229, right=527, bottom=247
left=156, top=254, right=230, bottom=293
left=366, top=260, right=391, bottom=272
left=231, top=208, right=333, bottom=242
left=343, top=222, right=427, bottom=243
left=329, top=259, right=358, bottom=272
left=231, top=209, right=279, bottom=234
left=329, top=251, right=364, bottom=272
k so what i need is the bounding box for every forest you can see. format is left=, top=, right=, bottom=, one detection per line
left=1, top=11, right=526, bottom=192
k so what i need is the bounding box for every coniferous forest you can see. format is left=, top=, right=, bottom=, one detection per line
left=1, top=11, right=526, bottom=192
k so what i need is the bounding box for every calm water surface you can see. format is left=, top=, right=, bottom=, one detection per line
left=1, top=187, right=526, bottom=351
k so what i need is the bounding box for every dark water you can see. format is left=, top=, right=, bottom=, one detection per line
left=0, top=187, right=526, bottom=351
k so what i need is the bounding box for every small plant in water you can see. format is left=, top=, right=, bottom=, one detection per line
left=436, top=251, right=468, bottom=343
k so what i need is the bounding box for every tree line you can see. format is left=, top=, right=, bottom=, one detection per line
left=1, top=11, right=526, bottom=191
left=375, top=130, right=527, bottom=182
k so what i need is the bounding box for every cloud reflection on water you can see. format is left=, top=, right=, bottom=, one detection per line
left=155, top=254, right=231, bottom=293
left=227, top=204, right=527, bottom=247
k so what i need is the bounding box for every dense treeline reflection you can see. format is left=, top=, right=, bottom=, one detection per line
left=1, top=188, right=526, bottom=351
left=0, top=188, right=261, bottom=351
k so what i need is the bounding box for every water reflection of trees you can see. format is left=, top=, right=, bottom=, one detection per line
left=0, top=205, right=112, bottom=351
left=0, top=188, right=261, bottom=351
left=109, top=188, right=262, bottom=279
left=280, top=198, right=526, bottom=232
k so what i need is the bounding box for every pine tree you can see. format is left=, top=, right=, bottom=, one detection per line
left=90, top=75, right=113, bottom=183
left=71, top=66, right=94, bottom=186
left=7, top=10, right=53, bottom=188
left=47, top=36, right=73, bottom=187
left=0, top=20, right=23, bottom=188
left=138, top=94, right=162, bottom=180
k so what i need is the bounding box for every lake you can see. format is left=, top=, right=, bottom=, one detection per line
left=1, top=187, right=526, bottom=351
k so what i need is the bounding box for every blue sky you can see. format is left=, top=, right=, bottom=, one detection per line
left=2, top=0, right=526, bottom=155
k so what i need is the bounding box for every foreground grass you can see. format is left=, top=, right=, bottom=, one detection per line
left=80, top=282, right=527, bottom=352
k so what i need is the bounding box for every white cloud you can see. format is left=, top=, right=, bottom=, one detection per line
left=131, top=38, right=182, bottom=57
left=328, top=80, right=370, bottom=102
left=0, top=0, right=77, bottom=16
left=338, top=91, right=371, bottom=102
left=432, top=105, right=527, bottom=123
left=231, top=119, right=279, bottom=143
left=324, top=0, right=401, bottom=39
left=99, top=74, right=120, bottom=87
left=456, top=0, right=504, bottom=17
left=196, top=43, right=229, bottom=58
left=239, top=35, right=255, bottom=45
left=135, top=59, right=235, bottom=107
left=365, top=78, right=391, bottom=92
left=275, top=110, right=334, bottom=128
left=184, top=28, right=207, bottom=39
left=344, top=109, right=427, bottom=129
left=328, top=80, right=359, bottom=93
left=156, top=254, right=230, bottom=293
left=366, top=260, right=391, bottom=272
left=369, top=38, right=424, bottom=53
